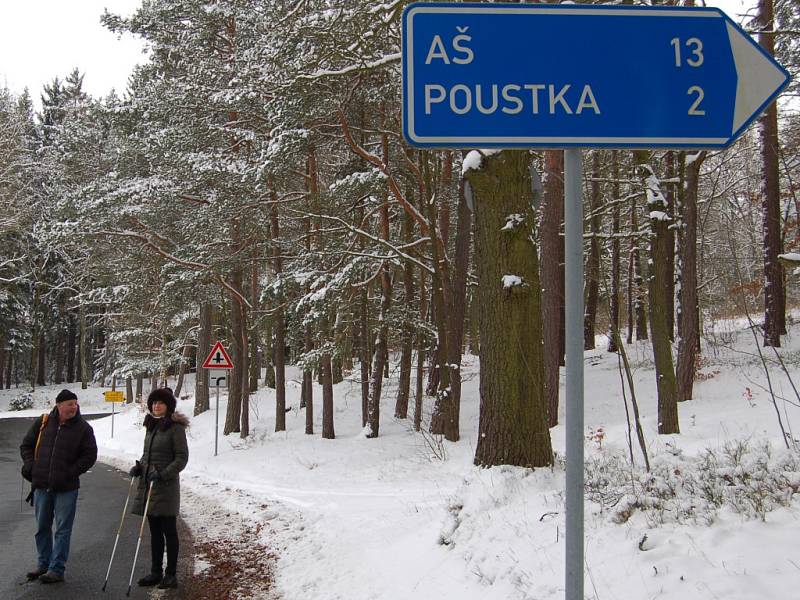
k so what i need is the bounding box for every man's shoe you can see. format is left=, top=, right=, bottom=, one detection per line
left=158, top=574, right=178, bottom=589
left=137, top=572, right=163, bottom=586
left=39, top=571, right=64, bottom=584
left=26, top=567, right=47, bottom=581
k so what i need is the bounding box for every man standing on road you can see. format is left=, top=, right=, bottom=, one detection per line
left=19, top=389, right=97, bottom=584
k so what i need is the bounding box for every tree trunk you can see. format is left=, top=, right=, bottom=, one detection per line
left=321, top=346, right=335, bottom=438
left=271, top=202, right=287, bottom=432
left=66, top=310, right=76, bottom=383
left=359, top=286, right=370, bottom=428
left=759, top=0, right=784, bottom=346
left=79, top=306, right=89, bottom=389
left=607, top=151, right=621, bottom=353
left=631, top=198, right=648, bottom=340
left=414, top=268, right=428, bottom=432
left=135, top=374, right=143, bottom=403
left=174, top=339, right=192, bottom=398
left=126, top=377, right=134, bottom=405
left=395, top=213, right=414, bottom=419
left=676, top=152, right=706, bottom=402
left=263, top=317, right=276, bottom=388
left=54, top=310, right=65, bottom=384
left=0, top=341, right=5, bottom=390
left=425, top=153, right=460, bottom=442
left=225, top=273, right=244, bottom=436
left=664, top=151, right=677, bottom=339
left=642, top=159, right=680, bottom=435
left=584, top=150, right=602, bottom=350
left=249, top=250, right=260, bottom=393
left=5, top=353, right=12, bottom=389
left=37, top=332, right=46, bottom=386
left=467, top=150, right=553, bottom=467
left=540, top=149, right=564, bottom=427
left=195, top=303, right=213, bottom=415
left=240, top=297, right=250, bottom=439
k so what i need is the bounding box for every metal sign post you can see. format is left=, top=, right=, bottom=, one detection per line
left=202, top=343, right=233, bottom=457
left=564, top=148, right=584, bottom=600
left=103, top=390, right=125, bottom=439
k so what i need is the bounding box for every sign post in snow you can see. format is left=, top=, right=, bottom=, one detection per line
left=103, top=390, right=125, bottom=438
left=402, top=3, right=790, bottom=149
left=202, top=342, right=234, bottom=456
left=402, top=4, right=790, bottom=600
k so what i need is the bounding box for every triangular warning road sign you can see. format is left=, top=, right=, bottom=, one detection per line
left=202, top=341, right=234, bottom=369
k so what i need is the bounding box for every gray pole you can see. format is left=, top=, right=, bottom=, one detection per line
left=564, top=148, right=584, bottom=600
left=111, top=401, right=115, bottom=439
left=215, top=383, right=220, bottom=457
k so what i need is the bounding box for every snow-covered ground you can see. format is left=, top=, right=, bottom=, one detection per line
left=3, top=316, right=800, bottom=600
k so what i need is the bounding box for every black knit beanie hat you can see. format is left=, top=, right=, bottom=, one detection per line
left=147, top=387, right=177, bottom=414
left=56, top=389, right=78, bottom=403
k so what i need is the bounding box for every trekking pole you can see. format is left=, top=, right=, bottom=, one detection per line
left=102, top=475, right=136, bottom=591
left=126, top=481, right=154, bottom=597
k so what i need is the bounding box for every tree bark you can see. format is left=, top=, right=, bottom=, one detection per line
left=631, top=198, right=648, bottom=340
left=395, top=212, right=414, bottom=419
left=584, top=150, right=602, bottom=350
left=174, top=339, right=192, bottom=398
left=37, top=332, right=46, bottom=386
left=540, top=150, right=564, bottom=426
left=642, top=159, right=680, bottom=435
left=676, top=152, right=706, bottom=402
left=759, top=0, right=784, bottom=346
left=225, top=273, right=244, bottom=436
left=66, top=310, right=76, bottom=383
left=79, top=306, right=89, bottom=389
left=467, top=150, right=553, bottom=467
left=249, top=250, right=260, bottom=393
left=195, top=303, right=213, bottom=416
left=607, top=151, right=622, bottom=353
left=271, top=202, right=287, bottom=432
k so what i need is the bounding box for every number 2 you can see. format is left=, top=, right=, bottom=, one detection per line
left=688, top=86, right=705, bottom=116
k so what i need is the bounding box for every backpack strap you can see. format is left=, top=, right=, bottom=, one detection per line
left=34, top=413, right=49, bottom=461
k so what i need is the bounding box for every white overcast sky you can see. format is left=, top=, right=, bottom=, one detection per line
left=0, top=1, right=145, bottom=105
left=0, top=0, right=754, bottom=108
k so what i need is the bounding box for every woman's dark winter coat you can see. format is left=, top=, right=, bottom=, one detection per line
left=132, top=412, right=189, bottom=517
left=19, top=406, right=97, bottom=492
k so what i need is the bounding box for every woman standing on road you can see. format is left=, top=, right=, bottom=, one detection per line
left=129, top=387, right=189, bottom=590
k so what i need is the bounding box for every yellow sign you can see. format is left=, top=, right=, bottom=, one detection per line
left=103, top=391, right=125, bottom=403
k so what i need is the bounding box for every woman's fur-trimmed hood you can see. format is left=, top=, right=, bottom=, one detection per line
left=171, top=411, right=190, bottom=427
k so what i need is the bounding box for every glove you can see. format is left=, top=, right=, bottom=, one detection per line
left=21, top=461, right=33, bottom=482
left=128, top=461, right=142, bottom=478
left=146, top=467, right=161, bottom=483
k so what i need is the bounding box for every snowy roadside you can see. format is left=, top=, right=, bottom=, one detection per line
left=3, top=324, right=800, bottom=600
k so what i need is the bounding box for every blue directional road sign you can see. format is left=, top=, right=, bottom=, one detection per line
left=402, top=3, right=790, bottom=149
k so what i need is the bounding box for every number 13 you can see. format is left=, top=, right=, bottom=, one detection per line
left=671, top=37, right=704, bottom=67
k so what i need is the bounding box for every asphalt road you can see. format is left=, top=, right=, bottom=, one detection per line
left=0, top=415, right=194, bottom=600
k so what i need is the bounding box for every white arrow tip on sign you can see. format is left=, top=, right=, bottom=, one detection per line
left=727, top=22, right=789, bottom=135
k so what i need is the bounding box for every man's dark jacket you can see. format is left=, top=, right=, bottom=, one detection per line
left=20, top=406, right=98, bottom=492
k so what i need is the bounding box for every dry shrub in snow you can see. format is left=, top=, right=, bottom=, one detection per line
left=586, top=439, right=800, bottom=525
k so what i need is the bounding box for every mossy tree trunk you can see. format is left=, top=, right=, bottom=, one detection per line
left=466, top=150, right=553, bottom=468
